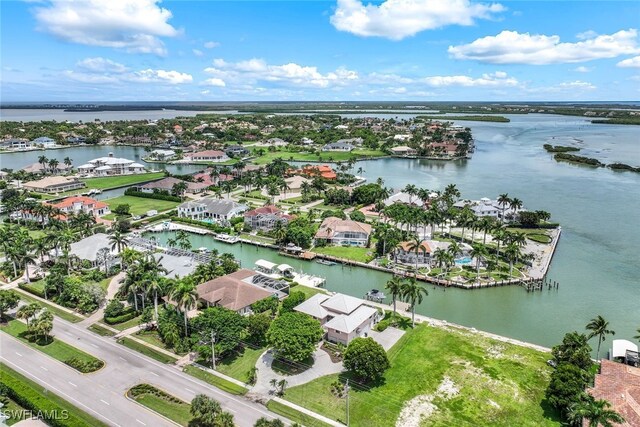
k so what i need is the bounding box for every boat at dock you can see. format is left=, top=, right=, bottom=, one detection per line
left=214, top=233, right=239, bottom=244
left=316, top=259, right=336, bottom=266
left=365, top=289, right=386, bottom=302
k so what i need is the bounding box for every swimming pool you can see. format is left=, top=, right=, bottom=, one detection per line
left=455, top=257, right=473, bottom=265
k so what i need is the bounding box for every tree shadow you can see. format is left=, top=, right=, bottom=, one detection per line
left=271, top=356, right=314, bottom=376
left=337, top=370, right=387, bottom=390
left=540, top=397, right=562, bottom=423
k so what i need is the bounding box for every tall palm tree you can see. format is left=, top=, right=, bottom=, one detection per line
left=48, top=159, right=59, bottom=174
left=405, top=236, right=428, bottom=276
left=385, top=277, right=404, bottom=315
left=504, top=243, right=521, bottom=276
left=33, top=238, right=49, bottom=263
left=38, top=155, right=48, bottom=171
left=109, top=230, right=128, bottom=253
left=479, top=217, right=495, bottom=245
left=586, top=315, right=615, bottom=361
left=497, top=193, right=510, bottom=222
left=568, top=397, right=625, bottom=427
left=470, top=243, right=489, bottom=280
left=447, top=241, right=462, bottom=259
left=170, top=281, right=198, bottom=336
left=401, top=279, right=428, bottom=327
left=508, top=198, right=523, bottom=220
left=63, top=157, right=73, bottom=169
left=19, top=251, right=37, bottom=283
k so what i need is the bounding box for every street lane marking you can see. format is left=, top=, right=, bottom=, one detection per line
left=40, top=366, right=48, bottom=371
left=150, top=372, right=159, bottom=376
left=68, top=381, right=77, bottom=387
left=119, top=356, right=126, bottom=361
left=185, top=387, right=195, bottom=393
left=15, top=352, right=22, bottom=356
left=100, top=399, right=110, bottom=406
left=136, top=420, right=146, bottom=425
left=90, top=343, right=99, bottom=348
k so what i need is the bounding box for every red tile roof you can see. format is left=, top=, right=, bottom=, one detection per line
left=50, top=195, right=108, bottom=210
left=587, top=360, right=640, bottom=427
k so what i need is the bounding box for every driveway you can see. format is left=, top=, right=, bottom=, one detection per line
left=369, top=326, right=405, bottom=351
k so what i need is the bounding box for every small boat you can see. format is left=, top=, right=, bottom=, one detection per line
left=365, top=289, right=386, bottom=301
left=197, top=247, right=209, bottom=254
left=316, top=259, right=336, bottom=266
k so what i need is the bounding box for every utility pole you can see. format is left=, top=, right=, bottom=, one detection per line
left=345, top=379, right=350, bottom=427
left=211, top=331, right=216, bottom=370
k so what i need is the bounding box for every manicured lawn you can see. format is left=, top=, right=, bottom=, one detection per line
left=134, top=329, right=186, bottom=356
left=16, top=291, right=84, bottom=323
left=0, top=363, right=110, bottom=427
left=117, top=337, right=178, bottom=364
left=81, top=172, right=165, bottom=190
left=215, top=345, right=265, bottom=383
left=284, top=324, right=561, bottom=427
left=182, top=365, right=248, bottom=395
left=290, top=284, right=330, bottom=299
left=251, top=149, right=387, bottom=165
left=0, top=320, right=104, bottom=373
left=239, top=233, right=276, bottom=244
left=102, top=195, right=180, bottom=219
left=312, top=246, right=374, bottom=263
left=88, top=323, right=116, bottom=336
left=108, top=314, right=142, bottom=331
left=128, top=384, right=191, bottom=426
left=266, top=400, right=334, bottom=427
left=2, top=396, right=28, bottom=425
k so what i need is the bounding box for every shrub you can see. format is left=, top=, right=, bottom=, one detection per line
left=124, top=188, right=182, bottom=202
left=349, top=210, right=366, bottom=222
left=104, top=299, right=125, bottom=318
left=104, top=310, right=137, bottom=325
left=279, top=291, right=306, bottom=314
left=64, top=357, right=104, bottom=373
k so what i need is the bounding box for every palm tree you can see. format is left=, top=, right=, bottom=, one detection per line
left=33, top=238, right=49, bottom=263
left=146, top=277, right=166, bottom=321
left=109, top=230, right=128, bottom=253
left=401, top=279, right=428, bottom=327
left=405, top=236, right=428, bottom=276
left=17, top=303, right=41, bottom=328
left=497, top=193, right=510, bottom=222
left=385, top=277, right=404, bottom=315
left=63, top=157, right=72, bottom=169
left=470, top=243, right=488, bottom=280
left=447, top=241, right=462, bottom=259
left=38, top=155, right=48, bottom=171
left=479, top=217, right=495, bottom=245
left=508, top=197, right=523, bottom=220
left=48, top=158, right=59, bottom=174
left=568, top=397, right=625, bottom=427
left=634, top=327, right=640, bottom=343
left=170, top=281, right=198, bottom=336
left=586, top=315, right=615, bottom=361
left=504, top=243, right=521, bottom=276
left=19, top=251, right=37, bottom=282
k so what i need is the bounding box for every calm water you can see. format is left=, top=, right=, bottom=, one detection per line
left=2, top=113, right=639, bottom=348
left=0, top=109, right=235, bottom=122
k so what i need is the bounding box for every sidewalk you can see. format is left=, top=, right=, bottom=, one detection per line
left=80, top=271, right=125, bottom=326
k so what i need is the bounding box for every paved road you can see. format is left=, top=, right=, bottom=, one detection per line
left=1, top=317, right=286, bottom=427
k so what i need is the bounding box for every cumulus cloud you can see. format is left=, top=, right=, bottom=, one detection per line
left=572, top=66, right=591, bottom=73
left=204, top=41, right=220, bottom=49
left=422, top=71, right=518, bottom=87
left=32, top=0, right=179, bottom=55
left=76, top=57, right=128, bottom=73
left=129, top=69, right=193, bottom=84
left=330, top=0, right=505, bottom=40
left=204, top=58, right=359, bottom=88
left=617, top=56, right=640, bottom=68
left=202, top=78, right=226, bottom=87
left=448, top=29, right=640, bottom=64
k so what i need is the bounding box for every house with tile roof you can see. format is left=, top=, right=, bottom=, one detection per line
left=137, top=177, right=208, bottom=194
left=587, top=360, right=640, bottom=427
left=294, top=293, right=379, bottom=345
left=244, top=205, right=293, bottom=231
left=315, top=217, right=372, bottom=247
left=23, top=176, right=86, bottom=194
left=50, top=196, right=110, bottom=218
left=185, top=150, right=229, bottom=163
left=196, top=269, right=278, bottom=315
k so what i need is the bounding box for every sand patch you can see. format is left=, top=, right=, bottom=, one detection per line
left=396, top=376, right=459, bottom=427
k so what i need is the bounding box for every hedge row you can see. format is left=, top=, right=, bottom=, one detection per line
left=0, top=363, right=107, bottom=427
left=124, top=189, right=182, bottom=202
left=64, top=357, right=104, bottom=373
left=18, top=283, right=45, bottom=299
left=104, top=311, right=137, bottom=325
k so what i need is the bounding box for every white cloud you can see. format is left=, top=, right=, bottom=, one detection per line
left=204, top=41, right=220, bottom=49
left=202, top=78, right=226, bottom=87
left=76, top=57, right=128, bottom=73
left=572, top=66, right=591, bottom=73
left=32, top=0, right=179, bottom=55
left=617, top=56, right=640, bottom=68
left=129, top=69, right=193, bottom=84
left=193, top=49, right=204, bottom=57
left=422, top=71, right=518, bottom=87
left=576, top=30, right=598, bottom=40
left=556, top=80, right=596, bottom=89
left=448, top=29, right=640, bottom=64
left=330, top=0, right=505, bottom=40
left=204, top=58, right=359, bottom=88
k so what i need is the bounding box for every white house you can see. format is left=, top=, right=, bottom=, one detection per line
left=149, top=149, right=176, bottom=161
left=453, top=197, right=525, bottom=220
left=31, top=137, right=56, bottom=148
left=177, top=198, right=247, bottom=222
left=322, top=142, right=355, bottom=152
left=77, top=153, right=145, bottom=176
left=294, top=293, right=379, bottom=345
left=185, top=150, right=229, bottom=163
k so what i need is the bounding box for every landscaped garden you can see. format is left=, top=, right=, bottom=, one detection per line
left=283, top=324, right=561, bottom=426
left=128, top=384, right=191, bottom=426
left=103, top=195, right=180, bottom=219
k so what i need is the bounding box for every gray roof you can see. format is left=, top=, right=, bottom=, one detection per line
left=324, top=305, right=377, bottom=334
left=179, top=198, right=247, bottom=216
left=154, top=253, right=198, bottom=279
left=69, top=233, right=113, bottom=262
left=323, top=142, right=354, bottom=149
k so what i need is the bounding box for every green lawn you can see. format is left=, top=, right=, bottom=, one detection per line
left=102, top=195, right=180, bottom=219
left=117, top=337, right=178, bottom=364
left=81, top=172, right=165, bottom=190
left=239, top=233, right=276, bottom=244
left=16, top=291, right=84, bottom=323
left=1, top=395, right=28, bottom=425
left=215, top=345, right=265, bottom=383
left=0, top=363, right=110, bottom=427
left=284, top=324, right=561, bottom=427
left=182, top=365, right=248, bottom=395
left=128, top=384, right=191, bottom=426
left=108, top=314, right=142, bottom=331
left=266, top=400, right=334, bottom=427
left=88, top=323, right=116, bottom=337
left=134, top=329, right=186, bottom=355
left=1, top=320, right=104, bottom=373
left=312, top=246, right=374, bottom=263
left=290, top=284, right=330, bottom=299
left=251, top=149, right=387, bottom=165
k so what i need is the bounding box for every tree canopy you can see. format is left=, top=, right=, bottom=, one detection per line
left=267, top=312, right=323, bottom=362
left=343, top=337, right=390, bottom=382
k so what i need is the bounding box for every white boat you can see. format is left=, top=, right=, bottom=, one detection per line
left=197, top=247, right=209, bottom=254
left=214, top=233, right=239, bottom=244
left=316, top=259, right=336, bottom=266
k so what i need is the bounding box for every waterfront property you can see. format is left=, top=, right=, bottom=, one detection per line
left=195, top=269, right=284, bottom=315
left=137, top=177, right=208, bottom=194
left=51, top=195, right=111, bottom=218
left=185, top=150, right=230, bottom=162
left=148, top=149, right=176, bottom=161
left=384, top=190, right=428, bottom=207
left=225, top=145, right=249, bottom=157
left=21, top=162, right=72, bottom=175
left=76, top=153, right=146, bottom=176
left=297, top=164, right=337, bottom=180
left=69, top=233, right=118, bottom=268
left=30, top=136, right=56, bottom=148
left=454, top=197, right=525, bottom=220
left=294, top=293, right=379, bottom=345
left=177, top=198, right=248, bottom=222
left=23, top=176, right=86, bottom=193
left=587, top=360, right=640, bottom=426
left=322, top=142, right=355, bottom=152
left=315, top=217, right=372, bottom=247
left=1, top=138, right=31, bottom=150
left=392, top=239, right=470, bottom=267
left=390, top=145, right=418, bottom=157
left=244, top=205, right=293, bottom=231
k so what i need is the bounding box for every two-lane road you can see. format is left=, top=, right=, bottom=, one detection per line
left=1, top=316, right=286, bottom=426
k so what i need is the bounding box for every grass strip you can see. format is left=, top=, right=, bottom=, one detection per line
left=16, top=292, right=84, bottom=323
left=117, top=337, right=178, bottom=364
left=182, top=365, right=247, bottom=396
left=80, top=172, right=165, bottom=190
left=0, top=362, right=109, bottom=427
left=128, top=384, right=191, bottom=426
left=1, top=320, right=104, bottom=373
left=266, top=400, right=334, bottom=427
left=87, top=323, right=116, bottom=337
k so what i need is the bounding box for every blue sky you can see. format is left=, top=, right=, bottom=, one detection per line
left=1, top=0, right=639, bottom=102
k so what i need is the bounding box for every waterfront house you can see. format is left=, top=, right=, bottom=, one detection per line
left=586, top=359, right=640, bottom=426
left=77, top=153, right=145, bottom=176
left=21, top=162, right=72, bottom=175
left=298, top=165, right=337, bottom=180
left=193, top=170, right=233, bottom=186
left=453, top=198, right=524, bottom=220
left=137, top=177, right=208, bottom=195
left=244, top=205, right=293, bottom=231
left=294, top=293, right=379, bottom=345
left=1, top=138, right=32, bottom=150
left=177, top=198, right=247, bottom=222
left=390, top=146, right=418, bottom=157
left=393, top=240, right=434, bottom=266
left=315, top=217, right=371, bottom=247
left=322, top=142, right=355, bottom=152
left=196, top=269, right=278, bottom=315
left=224, top=145, right=249, bottom=157
left=284, top=175, right=311, bottom=192
left=383, top=190, right=426, bottom=207
left=69, top=233, right=118, bottom=268
left=31, top=137, right=56, bottom=148
left=149, top=149, right=176, bottom=161
left=50, top=196, right=110, bottom=218
left=185, top=150, right=229, bottom=163
left=23, top=176, right=86, bottom=194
